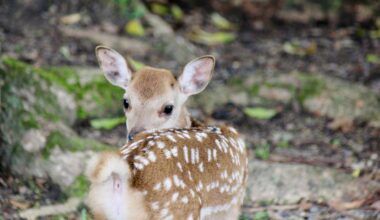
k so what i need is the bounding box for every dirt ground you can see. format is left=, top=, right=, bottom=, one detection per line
left=0, top=1, right=379, bottom=219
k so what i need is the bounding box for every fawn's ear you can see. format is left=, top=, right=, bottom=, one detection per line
left=96, top=46, right=133, bottom=89
left=179, top=55, right=215, bottom=96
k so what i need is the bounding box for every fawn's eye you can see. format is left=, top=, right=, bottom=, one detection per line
left=123, top=99, right=129, bottom=109
left=163, top=105, right=174, bottom=115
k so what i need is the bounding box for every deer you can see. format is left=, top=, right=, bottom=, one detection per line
left=85, top=46, right=248, bottom=219
left=94, top=46, right=215, bottom=142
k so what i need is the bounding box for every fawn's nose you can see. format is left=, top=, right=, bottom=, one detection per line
left=128, top=128, right=145, bottom=141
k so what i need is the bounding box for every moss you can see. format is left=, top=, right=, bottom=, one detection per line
left=43, top=131, right=111, bottom=159
left=227, top=77, right=244, bottom=87
left=255, top=144, right=271, bottom=160
left=249, top=84, right=261, bottom=96
left=35, top=67, right=81, bottom=96
left=0, top=57, right=63, bottom=166
left=79, top=76, right=124, bottom=119
left=66, top=175, right=90, bottom=198
left=36, top=66, right=123, bottom=119
left=295, top=73, right=325, bottom=104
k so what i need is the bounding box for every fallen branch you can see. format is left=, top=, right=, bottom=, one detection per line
left=60, top=26, right=149, bottom=56
left=19, top=197, right=82, bottom=220
left=244, top=204, right=299, bottom=213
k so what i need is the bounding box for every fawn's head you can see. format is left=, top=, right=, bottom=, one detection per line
left=96, top=46, right=215, bottom=141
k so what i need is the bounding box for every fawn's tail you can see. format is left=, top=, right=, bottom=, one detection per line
left=85, top=151, right=130, bottom=184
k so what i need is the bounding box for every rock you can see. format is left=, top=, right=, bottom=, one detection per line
left=259, top=87, right=292, bottom=103
left=143, top=9, right=198, bottom=65
left=301, top=74, right=380, bottom=127
left=45, top=148, right=95, bottom=188
left=246, top=158, right=380, bottom=204
left=230, top=92, right=249, bottom=106
left=50, top=86, right=77, bottom=125
left=227, top=72, right=380, bottom=127
left=0, top=58, right=116, bottom=190
left=21, top=129, right=47, bottom=153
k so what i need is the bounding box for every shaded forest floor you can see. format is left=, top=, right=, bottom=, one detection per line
left=0, top=1, right=379, bottom=219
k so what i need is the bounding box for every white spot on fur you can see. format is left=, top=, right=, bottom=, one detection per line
left=173, top=175, right=181, bottom=187
left=151, top=201, right=159, bottom=210
left=157, top=141, right=165, bottom=149
left=187, top=214, right=193, bottom=220
left=164, top=177, right=172, bottom=191
left=164, top=149, right=172, bottom=159
left=188, top=171, right=193, bottom=181
left=160, top=208, right=169, bottom=218
left=147, top=151, right=157, bottom=162
left=183, top=145, right=189, bottom=163
left=181, top=196, right=189, bottom=204
left=198, top=162, right=204, bottom=172
left=207, top=149, right=212, bottom=162
left=134, top=162, right=144, bottom=170
left=190, top=189, right=195, bottom=198
left=229, top=127, right=238, bottom=134
left=171, top=192, right=179, bottom=202
left=213, top=149, right=217, bottom=160
left=191, top=148, right=196, bottom=164
left=170, top=147, right=178, bottom=157
left=167, top=134, right=177, bottom=143
left=177, top=162, right=183, bottom=172
left=153, top=182, right=162, bottom=191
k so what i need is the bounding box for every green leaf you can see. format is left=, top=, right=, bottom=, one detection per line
left=366, top=54, right=380, bottom=64
left=211, top=13, right=233, bottom=30
left=81, top=208, right=87, bottom=220
left=90, top=117, right=125, bottom=130
left=127, top=57, right=145, bottom=71
left=171, top=5, right=184, bottom=22
left=283, top=41, right=316, bottom=56
left=255, top=144, right=270, bottom=160
left=189, top=29, right=235, bottom=45
left=352, top=169, right=361, bottom=178
left=125, top=19, right=145, bottom=37
left=254, top=211, right=269, bottom=220
left=243, top=107, right=277, bottom=120
left=151, top=3, right=169, bottom=15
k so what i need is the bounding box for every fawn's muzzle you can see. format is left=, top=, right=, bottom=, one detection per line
left=128, top=128, right=145, bottom=141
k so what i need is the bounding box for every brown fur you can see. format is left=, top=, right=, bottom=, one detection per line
left=123, top=126, right=247, bottom=219
left=87, top=125, right=248, bottom=220
left=131, top=67, right=177, bottom=101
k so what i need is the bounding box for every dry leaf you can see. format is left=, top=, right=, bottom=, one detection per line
left=299, top=199, right=312, bottom=210
left=60, top=13, right=81, bottom=25
left=370, top=200, right=380, bottom=211
left=10, top=199, right=30, bottom=209
left=329, top=199, right=365, bottom=211
left=327, top=117, right=354, bottom=133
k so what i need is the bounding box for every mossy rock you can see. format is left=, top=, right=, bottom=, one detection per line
left=43, top=131, right=111, bottom=159
left=0, top=57, right=65, bottom=167
left=196, top=71, right=380, bottom=126
left=0, top=57, right=119, bottom=188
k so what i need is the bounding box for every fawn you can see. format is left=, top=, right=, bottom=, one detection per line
left=95, top=46, right=215, bottom=141
left=86, top=46, right=248, bottom=219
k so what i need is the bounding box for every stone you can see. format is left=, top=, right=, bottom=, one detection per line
left=21, top=129, right=47, bottom=153
left=259, top=87, right=292, bottom=103
left=246, top=157, right=380, bottom=204
left=45, top=148, right=96, bottom=188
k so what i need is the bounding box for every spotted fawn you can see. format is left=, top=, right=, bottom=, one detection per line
left=85, top=46, right=248, bottom=219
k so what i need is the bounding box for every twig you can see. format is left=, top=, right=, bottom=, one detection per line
left=18, top=197, right=82, bottom=220
left=60, top=26, right=149, bottom=56
left=244, top=204, right=299, bottom=212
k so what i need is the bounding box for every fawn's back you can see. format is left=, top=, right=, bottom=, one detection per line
left=87, top=125, right=248, bottom=220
